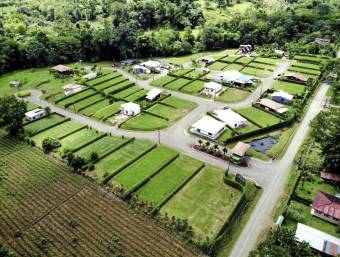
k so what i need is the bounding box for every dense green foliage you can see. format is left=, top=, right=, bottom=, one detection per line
left=0, top=0, right=338, bottom=73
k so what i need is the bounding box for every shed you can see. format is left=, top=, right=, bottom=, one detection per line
left=63, top=84, right=85, bottom=96
left=133, top=65, right=151, bottom=74
left=271, top=90, right=293, bottom=105
left=191, top=116, right=226, bottom=140
left=120, top=102, right=141, bottom=116
left=239, top=44, right=252, bottom=54
left=9, top=81, right=21, bottom=88
left=232, top=141, right=250, bottom=157
left=204, top=82, right=222, bottom=95
left=141, top=60, right=161, bottom=69
left=51, top=65, right=73, bottom=75
left=200, top=57, right=215, bottom=64
left=274, top=49, right=285, bottom=58
left=146, top=89, right=162, bottom=101
left=259, top=98, right=285, bottom=112
left=25, top=108, right=45, bottom=121
left=295, top=223, right=340, bottom=256
left=282, top=72, right=308, bottom=83
left=83, top=72, right=97, bottom=80
left=214, top=108, right=247, bottom=128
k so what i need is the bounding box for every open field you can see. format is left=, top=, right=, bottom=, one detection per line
left=23, top=114, right=66, bottom=135
left=253, top=57, right=281, bottom=65
left=171, top=69, right=192, bottom=76
left=137, top=155, right=204, bottom=207
left=236, top=107, right=281, bottom=127
left=0, top=132, right=198, bottom=257
left=184, top=70, right=206, bottom=79
left=273, top=81, right=306, bottom=95
left=120, top=113, right=169, bottom=131
left=162, top=166, right=242, bottom=240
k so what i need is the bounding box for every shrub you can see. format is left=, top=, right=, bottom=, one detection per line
left=17, top=91, right=31, bottom=98
left=90, top=151, right=98, bottom=162
left=42, top=137, right=60, bottom=153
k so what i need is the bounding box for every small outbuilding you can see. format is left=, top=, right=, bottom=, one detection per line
left=232, top=141, right=250, bottom=158
left=274, top=49, right=285, bottom=58
left=120, top=102, right=141, bottom=116
left=271, top=90, right=293, bottom=105
left=146, top=89, right=162, bottom=102
left=83, top=72, right=97, bottom=80
left=133, top=65, right=151, bottom=74
left=63, top=84, right=85, bottom=96
left=282, top=72, right=308, bottom=84
left=203, top=82, right=222, bottom=95
left=51, top=65, right=73, bottom=75
left=191, top=116, right=226, bottom=140
left=25, top=108, right=46, bottom=121
left=141, top=60, right=161, bottom=69
left=214, top=108, right=247, bottom=128
left=9, top=81, right=21, bottom=88
left=239, top=44, right=252, bottom=55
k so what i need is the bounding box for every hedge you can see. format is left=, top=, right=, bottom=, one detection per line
left=64, top=92, right=100, bottom=108
left=252, top=103, right=286, bottom=120
left=77, top=97, right=107, bottom=112
left=143, top=111, right=169, bottom=121
left=86, top=73, right=122, bottom=87
left=28, top=117, right=70, bottom=137
left=96, top=78, right=129, bottom=91
left=101, top=144, right=157, bottom=185
left=54, top=88, right=92, bottom=104
left=69, top=133, right=107, bottom=154
left=123, top=153, right=181, bottom=198
left=106, top=83, right=135, bottom=95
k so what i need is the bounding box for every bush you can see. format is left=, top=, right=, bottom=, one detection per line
left=17, top=91, right=31, bottom=98
left=90, top=151, right=98, bottom=162
left=42, top=137, right=60, bottom=153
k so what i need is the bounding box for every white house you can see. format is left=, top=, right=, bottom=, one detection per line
left=295, top=223, right=340, bottom=256
left=25, top=108, right=45, bottom=121
left=200, top=57, right=215, bottom=64
left=141, top=60, right=161, bottom=69
left=133, top=65, right=151, bottom=74
left=191, top=116, right=226, bottom=140
left=83, top=72, right=97, bottom=80
left=214, top=71, right=254, bottom=86
left=146, top=89, right=162, bottom=101
left=214, top=108, right=248, bottom=128
left=203, top=82, right=222, bottom=95
left=121, top=102, right=141, bottom=116
left=63, top=84, right=85, bottom=96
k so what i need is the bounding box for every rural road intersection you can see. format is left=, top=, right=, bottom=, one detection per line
left=25, top=61, right=329, bottom=257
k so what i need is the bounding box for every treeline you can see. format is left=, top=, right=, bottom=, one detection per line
left=0, top=0, right=339, bottom=73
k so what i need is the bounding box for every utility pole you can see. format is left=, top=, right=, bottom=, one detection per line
left=157, top=130, right=161, bottom=145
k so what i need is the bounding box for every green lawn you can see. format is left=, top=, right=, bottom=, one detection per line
left=181, top=80, right=205, bottom=94
left=74, top=135, right=130, bottom=161
left=170, top=69, right=192, bottom=76
left=223, top=63, right=244, bottom=71
left=24, top=114, right=66, bottom=135
left=120, top=113, right=169, bottom=131
left=292, top=62, right=320, bottom=70
left=183, top=70, right=205, bottom=79
left=112, top=86, right=142, bottom=99
left=31, top=121, right=85, bottom=147
left=72, top=93, right=104, bottom=111
left=253, top=57, right=281, bottom=65
left=103, top=80, right=134, bottom=95
left=288, top=67, right=321, bottom=76
left=93, top=139, right=155, bottom=182
left=236, top=107, right=281, bottom=127
left=124, top=89, right=148, bottom=102
left=150, top=75, right=177, bottom=87
left=94, top=76, right=127, bottom=90
left=147, top=104, right=183, bottom=122
left=208, top=61, right=228, bottom=71
left=26, top=102, right=39, bottom=111
left=92, top=101, right=124, bottom=120
left=217, top=88, right=250, bottom=103
left=241, top=66, right=272, bottom=77
left=161, top=96, right=197, bottom=110
left=86, top=72, right=120, bottom=86
left=79, top=99, right=110, bottom=116
left=235, top=57, right=253, bottom=64
left=294, top=55, right=323, bottom=64
left=137, top=155, right=203, bottom=207
left=165, top=78, right=191, bottom=91
left=217, top=129, right=235, bottom=143
left=247, top=62, right=274, bottom=70
left=237, top=123, right=260, bottom=134
left=113, top=146, right=178, bottom=192
left=273, top=81, right=306, bottom=96
left=161, top=166, right=242, bottom=241
left=59, top=128, right=104, bottom=152
left=56, top=89, right=96, bottom=107
left=220, top=56, right=239, bottom=63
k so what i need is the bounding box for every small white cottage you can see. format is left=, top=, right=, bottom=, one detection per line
left=63, top=84, right=85, bottom=96
left=121, top=102, right=141, bottom=116
left=83, top=72, right=97, bottom=80
left=203, top=82, right=222, bottom=95
left=25, top=108, right=45, bottom=121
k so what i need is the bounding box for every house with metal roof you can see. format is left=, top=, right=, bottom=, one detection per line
left=214, top=71, right=254, bottom=87
left=271, top=90, right=294, bottom=105
left=121, top=102, right=141, bottom=116
left=282, top=72, right=308, bottom=83
left=259, top=98, right=288, bottom=113
left=203, top=82, right=222, bottom=95
left=214, top=108, right=248, bottom=128
left=146, top=89, right=162, bottom=101
left=25, top=108, right=46, bottom=121
left=191, top=116, right=226, bottom=140
left=63, top=84, right=85, bottom=96
left=311, top=192, right=340, bottom=225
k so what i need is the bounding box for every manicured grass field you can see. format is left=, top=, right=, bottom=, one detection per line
left=79, top=99, right=110, bottom=116
left=273, top=81, right=306, bottom=95
left=241, top=66, right=271, bottom=77
left=112, top=86, right=142, bottom=99
left=236, top=107, right=281, bottom=127
left=92, top=101, right=124, bottom=120
left=223, top=63, right=244, bottom=71
left=170, top=69, right=192, bottom=76
left=74, top=135, right=129, bottom=161
left=72, top=93, right=104, bottom=111
left=147, top=104, right=182, bottom=121
left=24, top=114, right=66, bottom=135
left=103, top=80, right=133, bottom=94
left=113, top=146, right=178, bottom=192
left=120, top=113, right=169, bottom=131
left=56, top=89, right=96, bottom=107
left=218, top=88, right=250, bottom=103
left=93, top=139, right=155, bottom=181
left=31, top=121, right=85, bottom=147
left=161, top=96, right=197, bottom=110
left=253, top=57, right=280, bottom=65
left=218, top=129, right=235, bottom=143
left=161, top=167, right=242, bottom=240
left=137, top=155, right=203, bottom=207
left=292, top=62, right=320, bottom=70
left=235, top=57, right=253, bottom=64
left=124, top=89, right=148, bottom=102
left=165, top=78, right=191, bottom=91
left=208, top=61, right=228, bottom=71
left=181, top=80, right=204, bottom=94
left=94, top=76, right=127, bottom=90
left=150, top=75, right=177, bottom=87
left=247, top=62, right=274, bottom=70
left=294, top=55, right=323, bottom=64
left=86, top=72, right=120, bottom=86
left=26, top=102, right=39, bottom=111
left=183, top=70, right=205, bottom=79
left=59, top=128, right=104, bottom=152
left=220, top=56, right=239, bottom=63
left=237, top=123, right=260, bottom=134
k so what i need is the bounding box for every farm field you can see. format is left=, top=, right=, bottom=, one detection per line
left=23, top=113, right=66, bottom=135
left=236, top=107, right=281, bottom=127
left=137, top=155, right=204, bottom=207
left=0, top=131, right=198, bottom=257
left=162, top=166, right=242, bottom=240
left=120, top=113, right=169, bottom=131
left=273, top=81, right=306, bottom=95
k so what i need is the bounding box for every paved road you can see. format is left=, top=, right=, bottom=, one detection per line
left=228, top=83, right=329, bottom=257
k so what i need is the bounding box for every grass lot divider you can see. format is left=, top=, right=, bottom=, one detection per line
left=152, top=163, right=205, bottom=213
left=142, top=111, right=170, bottom=121
left=160, top=75, right=180, bottom=88
left=29, top=118, right=70, bottom=137
left=77, top=98, right=107, bottom=112
left=291, top=193, right=313, bottom=206
left=123, top=154, right=181, bottom=198
left=170, top=68, right=194, bottom=78
left=102, top=144, right=157, bottom=185
left=58, top=125, right=88, bottom=140
left=154, top=102, right=177, bottom=110
left=64, top=92, right=100, bottom=108
left=291, top=64, right=320, bottom=71
left=107, top=83, right=134, bottom=95
left=177, top=77, right=200, bottom=91
left=117, top=88, right=144, bottom=100
left=214, top=55, right=229, bottom=64
left=70, top=133, right=107, bottom=153
left=252, top=103, right=286, bottom=120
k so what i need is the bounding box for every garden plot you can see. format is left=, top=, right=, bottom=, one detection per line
left=273, top=81, right=306, bottom=95
left=137, top=155, right=204, bottom=207
left=56, top=89, right=96, bottom=107
left=208, top=61, right=228, bottom=71
left=31, top=121, right=85, bottom=147
left=217, top=87, right=250, bottom=103
left=162, top=166, right=242, bottom=240
left=112, top=146, right=178, bottom=192
left=124, top=89, right=148, bottom=102
left=223, top=63, right=244, bottom=71
left=147, top=103, right=183, bottom=122
left=92, top=101, right=124, bottom=120
left=181, top=80, right=205, bottom=94
left=165, top=78, right=191, bottom=90
left=24, top=114, right=66, bottom=135
left=236, top=107, right=281, bottom=127
left=112, top=86, right=142, bottom=99
left=93, top=139, right=155, bottom=181
left=72, top=93, right=104, bottom=111
left=74, top=135, right=130, bottom=161
left=94, top=76, right=127, bottom=90
left=120, top=113, right=169, bottom=131
left=150, top=75, right=177, bottom=87
left=86, top=72, right=120, bottom=86
left=103, top=80, right=133, bottom=95
left=79, top=99, right=110, bottom=116
left=59, top=128, right=104, bottom=152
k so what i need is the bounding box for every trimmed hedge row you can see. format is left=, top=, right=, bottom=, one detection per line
left=124, top=154, right=181, bottom=198
left=252, top=103, right=285, bottom=120
left=54, top=88, right=92, bottom=104
left=169, top=68, right=194, bottom=78
left=69, top=132, right=107, bottom=153
left=101, top=143, right=157, bottom=185
left=106, top=82, right=135, bottom=95
left=86, top=73, right=122, bottom=87
left=96, top=78, right=129, bottom=91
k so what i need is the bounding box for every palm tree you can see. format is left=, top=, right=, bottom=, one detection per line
left=205, top=141, right=210, bottom=149
left=198, top=139, right=203, bottom=147
left=222, top=147, right=228, bottom=156
left=213, top=144, right=219, bottom=154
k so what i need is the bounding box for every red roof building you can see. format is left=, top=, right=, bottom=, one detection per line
left=311, top=192, right=340, bottom=225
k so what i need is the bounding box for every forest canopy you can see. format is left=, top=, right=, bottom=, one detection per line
left=0, top=0, right=339, bottom=73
